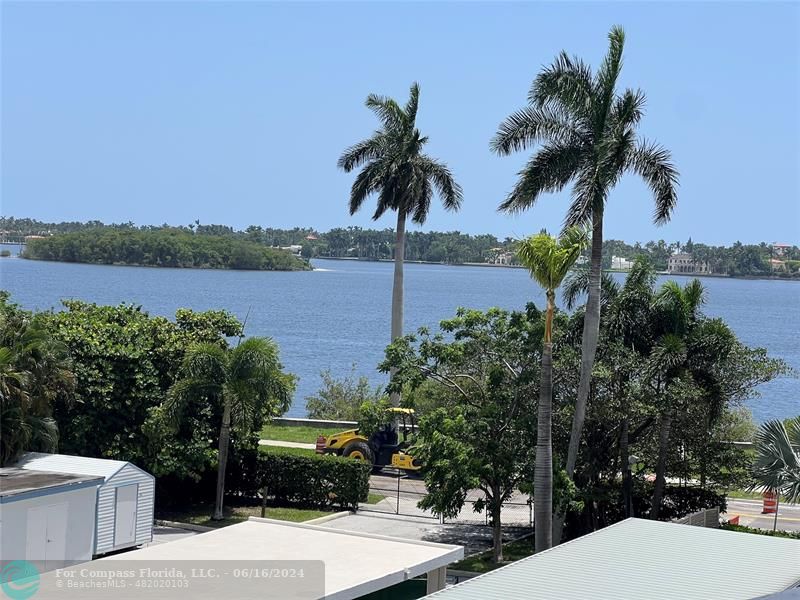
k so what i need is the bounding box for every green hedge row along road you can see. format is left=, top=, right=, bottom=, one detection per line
left=251, top=446, right=371, bottom=509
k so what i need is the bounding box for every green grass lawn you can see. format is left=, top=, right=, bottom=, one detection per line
left=449, top=537, right=534, bottom=574
left=260, top=423, right=347, bottom=444
left=157, top=503, right=331, bottom=528
left=258, top=444, right=318, bottom=457
left=725, top=488, right=764, bottom=500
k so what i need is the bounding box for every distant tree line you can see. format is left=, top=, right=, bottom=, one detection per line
left=2, top=216, right=797, bottom=276
left=603, top=238, right=800, bottom=277
left=21, top=228, right=310, bottom=271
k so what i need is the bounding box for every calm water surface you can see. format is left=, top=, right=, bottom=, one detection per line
left=1, top=253, right=797, bottom=422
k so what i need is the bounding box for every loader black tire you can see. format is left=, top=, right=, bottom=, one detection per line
left=343, top=441, right=374, bottom=465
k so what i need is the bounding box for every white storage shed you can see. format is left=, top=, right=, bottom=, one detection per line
left=0, top=467, right=103, bottom=572
left=15, top=452, right=155, bottom=554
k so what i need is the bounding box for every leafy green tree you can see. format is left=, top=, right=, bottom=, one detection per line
left=44, top=301, right=243, bottom=481
left=304, top=366, right=385, bottom=421
left=749, top=418, right=800, bottom=531
left=167, top=338, right=294, bottom=520
left=516, top=227, right=587, bottom=552
left=382, top=307, right=538, bottom=562
left=491, top=26, right=678, bottom=539
left=338, top=83, right=463, bottom=402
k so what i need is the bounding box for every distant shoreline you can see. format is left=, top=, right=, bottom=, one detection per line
left=17, top=255, right=311, bottom=272
left=314, top=256, right=799, bottom=282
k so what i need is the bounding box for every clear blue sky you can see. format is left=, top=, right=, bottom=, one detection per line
left=2, top=1, right=798, bottom=245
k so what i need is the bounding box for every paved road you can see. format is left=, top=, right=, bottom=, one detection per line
left=320, top=512, right=529, bottom=556
left=370, top=472, right=800, bottom=533
left=367, top=471, right=533, bottom=526
left=725, top=499, right=800, bottom=533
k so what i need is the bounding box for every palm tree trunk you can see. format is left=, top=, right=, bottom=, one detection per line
left=554, top=209, right=603, bottom=542
left=773, top=495, right=779, bottom=532
left=566, top=209, right=603, bottom=476
left=620, top=417, right=634, bottom=518
left=535, top=340, right=554, bottom=552
left=651, top=409, right=673, bottom=520
left=213, top=399, right=232, bottom=520
left=389, top=211, right=406, bottom=406
left=535, top=293, right=555, bottom=553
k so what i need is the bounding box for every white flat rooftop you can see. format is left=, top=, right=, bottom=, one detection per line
left=92, top=517, right=462, bottom=600
left=425, top=518, right=800, bottom=600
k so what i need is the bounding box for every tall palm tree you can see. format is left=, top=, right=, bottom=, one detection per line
left=167, top=338, right=294, bottom=520
left=339, top=83, right=462, bottom=401
left=648, top=279, right=706, bottom=518
left=516, top=227, right=587, bottom=552
left=749, top=418, right=800, bottom=532
left=491, top=26, right=679, bottom=533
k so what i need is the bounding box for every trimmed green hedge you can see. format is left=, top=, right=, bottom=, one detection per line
left=253, top=450, right=370, bottom=510
left=722, top=523, right=800, bottom=540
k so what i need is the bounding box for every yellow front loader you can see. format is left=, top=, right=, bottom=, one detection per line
left=316, top=408, right=421, bottom=472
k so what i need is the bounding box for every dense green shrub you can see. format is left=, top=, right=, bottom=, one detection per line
left=566, top=481, right=727, bottom=537
left=721, top=524, right=800, bottom=540
left=247, top=449, right=370, bottom=510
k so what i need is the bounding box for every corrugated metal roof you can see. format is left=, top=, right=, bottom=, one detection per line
left=427, top=518, right=800, bottom=600
left=14, top=452, right=135, bottom=481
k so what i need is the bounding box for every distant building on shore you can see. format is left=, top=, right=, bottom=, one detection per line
left=610, top=255, right=634, bottom=271
left=280, top=244, right=303, bottom=256
left=487, top=248, right=514, bottom=265
left=772, top=242, right=791, bottom=257
left=770, top=258, right=787, bottom=272
left=668, top=253, right=711, bottom=274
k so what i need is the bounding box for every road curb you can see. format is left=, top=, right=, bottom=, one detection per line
left=304, top=510, right=353, bottom=525
left=155, top=519, right=215, bottom=533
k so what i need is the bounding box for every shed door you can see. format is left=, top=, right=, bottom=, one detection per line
left=114, top=485, right=138, bottom=546
left=26, top=502, right=68, bottom=570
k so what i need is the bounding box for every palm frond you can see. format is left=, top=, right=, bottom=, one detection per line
left=649, top=333, right=687, bottom=374
left=516, top=227, right=587, bottom=292
left=626, top=140, right=679, bottom=225
left=564, top=167, right=602, bottom=228
left=498, top=142, right=583, bottom=214
left=180, top=343, right=228, bottom=383
left=365, top=94, right=405, bottom=130
left=348, top=160, right=386, bottom=216
left=683, top=278, right=707, bottom=314
left=750, top=419, right=800, bottom=502
left=613, top=88, right=647, bottom=130
left=561, top=269, right=619, bottom=311
left=491, top=106, right=579, bottom=155
left=418, top=156, right=463, bottom=213
left=593, top=25, right=626, bottom=132
left=410, top=176, right=433, bottom=225
left=404, top=82, right=420, bottom=124
left=529, top=51, right=594, bottom=119
left=337, top=134, right=385, bottom=172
